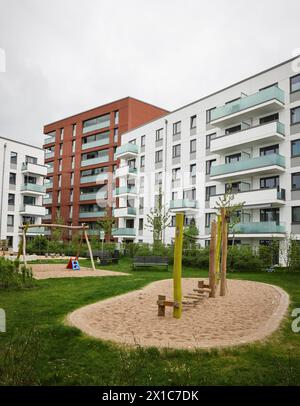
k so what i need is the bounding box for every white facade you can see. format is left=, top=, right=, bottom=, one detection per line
left=114, top=57, right=300, bottom=263
left=0, top=137, right=46, bottom=252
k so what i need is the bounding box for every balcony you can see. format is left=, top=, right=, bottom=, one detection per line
left=19, top=204, right=46, bottom=216
left=81, top=155, right=109, bottom=167
left=79, top=211, right=105, bottom=219
left=210, top=154, right=285, bottom=181
left=44, top=134, right=56, bottom=145
left=210, top=187, right=286, bottom=209
left=47, top=165, right=54, bottom=174
left=82, top=137, right=110, bottom=150
left=43, top=197, right=52, bottom=205
left=210, top=85, right=285, bottom=127
left=21, top=162, right=47, bottom=177
left=79, top=191, right=107, bottom=201
left=114, top=207, right=137, bottom=218
left=114, top=186, right=137, bottom=197
left=45, top=180, right=53, bottom=189
left=112, top=228, right=136, bottom=238
left=45, top=151, right=54, bottom=160
left=115, top=143, right=139, bottom=160
left=22, top=226, right=45, bottom=235
left=169, top=199, right=198, bottom=212
left=44, top=213, right=52, bottom=220
left=114, top=165, right=138, bottom=178
left=80, top=173, right=109, bottom=184
left=21, top=183, right=46, bottom=195
left=210, top=121, right=285, bottom=154
left=232, top=221, right=285, bottom=237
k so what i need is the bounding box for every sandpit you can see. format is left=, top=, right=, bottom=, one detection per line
left=67, top=278, right=289, bottom=350
left=31, top=263, right=129, bottom=279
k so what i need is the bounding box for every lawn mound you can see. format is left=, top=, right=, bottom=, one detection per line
left=31, top=263, right=129, bottom=279
left=67, top=278, right=289, bottom=350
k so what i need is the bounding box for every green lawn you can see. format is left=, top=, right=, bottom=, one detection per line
left=0, top=258, right=299, bottom=385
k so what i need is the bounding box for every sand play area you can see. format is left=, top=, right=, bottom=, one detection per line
left=67, top=278, right=289, bottom=350
left=31, top=263, right=129, bottom=279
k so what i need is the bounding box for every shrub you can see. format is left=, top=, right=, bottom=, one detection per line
left=182, top=247, right=209, bottom=268
left=26, top=235, right=48, bottom=255
left=227, top=245, right=264, bottom=272
left=0, top=258, right=35, bottom=289
left=288, top=240, right=300, bottom=272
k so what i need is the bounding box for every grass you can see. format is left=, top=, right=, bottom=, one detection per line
left=0, top=257, right=300, bottom=385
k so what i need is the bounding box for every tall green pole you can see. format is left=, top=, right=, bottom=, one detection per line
left=173, top=213, right=184, bottom=319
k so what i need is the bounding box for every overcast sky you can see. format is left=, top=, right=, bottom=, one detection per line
left=1, top=0, right=300, bottom=146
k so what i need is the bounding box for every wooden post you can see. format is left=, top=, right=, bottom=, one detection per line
left=220, top=208, right=228, bottom=296
left=215, top=215, right=222, bottom=284
left=83, top=228, right=96, bottom=271
left=157, top=295, right=166, bottom=316
left=209, top=220, right=217, bottom=298
left=22, top=229, right=27, bottom=268
left=173, top=213, right=184, bottom=319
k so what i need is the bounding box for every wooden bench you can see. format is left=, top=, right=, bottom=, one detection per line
left=93, top=250, right=119, bottom=265
left=132, top=256, right=169, bottom=271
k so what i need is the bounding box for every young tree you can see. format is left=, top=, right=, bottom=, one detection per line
left=52, top=210, right=65, bottom=242
left=183, top=222, right=199, bottom=249
left=146, top=188, right=171, bottom=244
left=97, top=207, right=116, bottom=241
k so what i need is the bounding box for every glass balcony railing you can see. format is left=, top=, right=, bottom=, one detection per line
left=43, top=197, right=52, bottom=205
left=211, top=85, right=285, bottom=122
left=21, top=184, right=46, bottom=193
left=45, top=151, right=54, bottom=159
left=80, top=173, right=108, bottom=184
left=44, top=135, right=56, bottom=144
left=26, top=226, right=45, bottom=234
left=114, top=207, right=137, bottom=216
left=79, top=211, right=106, bottom=218
left=210, top=154, right=285, bottom=177
left=114, top=186, right=137, bottom=196
left=115, top=143, right=139, bottom=158
left=112, top=228, right=136, bottom=237
left=79, top=191, right=107, bottom=201
left=81, top=138, right=110, bottom=150
left=234, top=221, right=285, bottom=234
left=45, top=181, right=53, bottom=189
left=81, top=156, right=109, bottom=167
left=170, top=199, right=198, bottom=209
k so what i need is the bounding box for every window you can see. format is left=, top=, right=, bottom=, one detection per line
left=9, top=172, right=16, bottom=185
left=225, top=153, right=241, bottom=164
left=225, top=182, right=242, bottom=194
left=82, top=114, right=110, bottom=133
left=24, top=196, right=35, bottom=205
left=183, top=188, right=196, bottom=200
left=82, top=131, right=110, bottom=145
left=291, top=74, right=300, bottom=93
left=291, top=139, right=300, bottom=157
left=190, top=163, right=196, bottom=177
left=139, top=197, right=144, bottom=209
left=225, top=125, right=241, bottom=135
left=81, top=166, right=108, bottom=177
left=114, top=110, right=119, bottom=125
left=10, top=152, right=17, bottom=164
left=8, top=194, right=15, bottom=205
left=190, top=139, right=196, bottom=153
left=171, top=216, right=176, bottom=227
left=155, top=172, right=162, bottom=185
left=260, top=208, right=279, bottom=223
left=82, top=149, right=108, bottom=161
left=139, top=218, right=143, bottom=230
left=60, top=128, right=64, bottom=140
left=156, top=128, right=163, bottom=141
left=291, top=107, right=300, bottom=125
left=25, top=155, right=37, bottom=164
left=80, top=204, right=101, bottom=213
left=172, top=144, right=181, bottom=158
left=260, top=113, right=279, bottom=125
left=7, top=215, right=14, bottom=227
left=171, top=191, right=178, bottom=200
left=206, top=159, right=216, bottom=175
left=72, top=124, right=76, bottom=137
left=206, top=107, right=216, bottom=123
left=114, top=128, right=118, bottom=142
left=173, top=121, right=181, bottom=135
left=205, top=213, right=213, bottom=228
left=172, top=167, right=181, bottom=180
left=140, top=156, right=145, bottom=168
left=24, top=175, right=36, bottom=184
left=260, top=144, right=279, bottom=156
left=292, top=173, right=300, bottom=190
left=206, top=185, right=216, bottom=201
left=206, top=133, right=216, bottom=149
left=190, top=115, right=196, bottom=129
left=292, top=206, right=300, bottom=223
left=155, top=150, right=163, bottom=163
left=141, top=135, right=146, bottom=147
left=260, top=176, right=279, bottom=189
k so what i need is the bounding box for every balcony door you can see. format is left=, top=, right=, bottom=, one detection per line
left=260, top=208, right=279, bottom=224
left=260, top=144, right=279, bottom=156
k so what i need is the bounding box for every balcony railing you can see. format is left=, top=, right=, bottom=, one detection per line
left=115, top=165, right=138, bottom=178
left=81, top=137, right=110, bottom=150
left=45, top=151, right=54, bottom=159
left=79, top=191, right=107, bottom=201
left=43, top=197, right=52, bottom=205
left=113, top=207, right=137, bottom=217
left=210, top=154, right=285, bottom=178
left=45, top=181, right=53, bottom=189
left=233, top=221, right=285, bottom=234
left=80, top=173, right=109, bottom=184
left=115, top=143, right=139, bottom=159
left=44, top=135, right=56, bottom=144
left=21, top=183, right=46, bottom=194
left=170, top=199, right=198, bottom=210
left=19, top=204, right=46, bottom=216
left=22, top=162, right=47, bottom=176
left=26, top=226, right=45, bottom=234
left=112, top=228, right=136, bottom=237
left=114, top=186, right=137, bottom=196
left=81, top=155, right=109, bottom=167
left=79, top=211, right=106, bottom=218
left=211, top=85, right=285, bottom=122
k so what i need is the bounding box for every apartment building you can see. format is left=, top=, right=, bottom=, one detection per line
left=42, top=97, right=168, bottom=236
left=114, top=57, right=300, bottom=263
left=0, top=137, right=47, bottom=252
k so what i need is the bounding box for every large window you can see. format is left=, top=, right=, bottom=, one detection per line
left=292, top=206, right=300, bottom=223
left=206, top=159, right=216, bottom=175
left=225, top=124, right=241, bottom=135
left=80, top=204, right=101, bottom=213
left=82, top=114, right=110, bottom=133
left=10, top=152, right=17, bottom=164
left=291, top=74, right=300, bottom=93
left=82, top=131, right=110, bottom=145
left=225, top=153, right=241, bottom=164
left=205, top=185, right=216, bottom=201
left=206, top=133, right=216, bottom=149
left=81, top=166, right=107, bottom=177
left=156, top=128, right=163, bottom=141
left=206, top=107, right=216, bottom=123
left=172, top=144, right=181, bottom=158
left=155, top=150, right=163, bottom=163
left=25, top=155, right=37, bottom=164
left=260, top=144, right=279, bottom=156
left=260, top=176, right=279, bottom=189
left=190, top=139, right=196, bottom=153
left=291, top=106, right=300, bottom=125
left=173, top=121, right=181, bottom=135
left=183, top=188, right=196, bottom=200
left=81, top=149, right=108, bottom=161
left=291, top=139, right=300, bottom=157
left=260, top=208, right=279, bottom=224
left=292, top=173, right=300, bottom=190
left=260, top=113, right=279, bottom=125
left=24, top=196, right=35, bottom=206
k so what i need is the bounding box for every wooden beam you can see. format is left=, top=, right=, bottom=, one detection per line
left=173, top=213, right=184, bottom=319
left=84, top=229, right=96, bottom=271
left=19, top=224, right=88, bottom=230
left=220, top=208, right=228, bottom=297
left=209, top=220, right=217, bottom=298
left=22, top=229, right=27, bottom=268
left=157, top=295, right=166, bottom=316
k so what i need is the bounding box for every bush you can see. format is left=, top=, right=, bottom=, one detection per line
left=0, top=258, right=35, bottom=289
left=26, top=235, right=48, bottom=255
left=288, top=240, right=300, bottom=272
left=227, top=245, right=264, bottom=272
left=182, top=247, right=209, bottom=268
